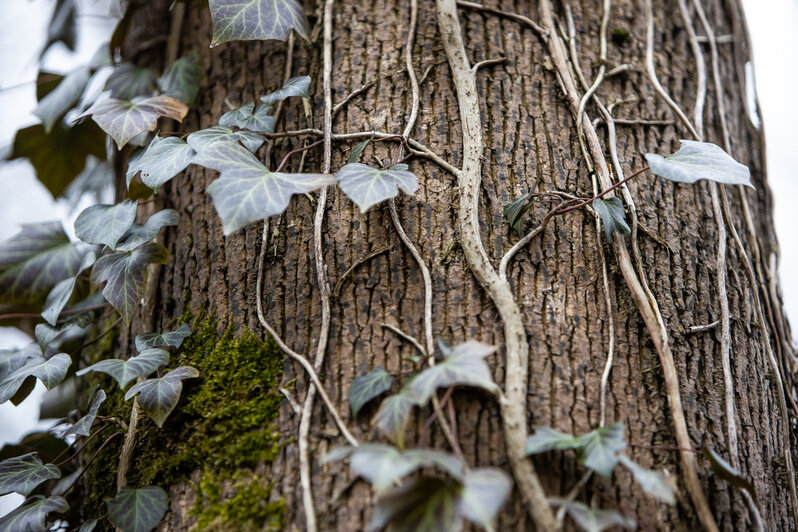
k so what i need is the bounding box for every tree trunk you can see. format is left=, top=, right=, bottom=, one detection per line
left=91, top=0, right=798, bottom=530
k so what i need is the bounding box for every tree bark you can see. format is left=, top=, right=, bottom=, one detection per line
left=95, top=0, right=798, bottom=530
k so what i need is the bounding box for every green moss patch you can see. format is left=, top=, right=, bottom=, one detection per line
left=192, top=471, right=284, bottom=531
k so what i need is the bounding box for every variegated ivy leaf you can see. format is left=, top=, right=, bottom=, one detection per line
left=372, top=390, right=415, bottom=447
left=34, top=66, right=90, bottom=133
left=115, top=210, right=180, bottom=252
left=0, top=345, right=40, bottom=382
left=76, top=348, right=169, bottom=389
left=0, top=354, right=71, bottom=404
left=0, top=453, right=61, bottom=497
left=550, top=499, right=637, bottom=532
left=645, top=140, right=753, bottom=188
left=106, top=486, right=168, bottom=532
left=349, top=367, right=393, bottom=417
left=336, top=163, right=419, bottom=213
left=208, top=0, right=310, bottom=45
left=193, top=141, right=335, bottom=234
left=42, top=250, right=96, bottom=326
left=124, top=366, right=200, bottom=427
left=74, top=200, right=137, bottom=249
left=134, top=324, right=192, bottom=351
left=525, top=426, right=581, bottom=456
left=260, top=75, right=310, bottom=106
left=63, top=387, right=106, bottom=437
left=218, top=102, right=275, bottom=133
left=592, top=197, right=630, bottom=241
left=157, top=52, right=203, bottom=106
left=617, top=455, right=676, bottom=505
left=126, top=136, right=196, bottom=190
left=83, top=95, right=188, bottom=149
left=0, top=222, right=82, bottom=305
left=187, top=126, right=265, bottom=153
left=34, top=323, right=70, bottom=354
left=458, top=468, right=513, bottom=531
left=369, top=477, right=462, bottom=532
left=410, top=341, right=500, bottom=405
left=104, top=63, right=158, bottom=100
left=90, top=242, right=169, bottom=323
left=0, top=495, right=68, bottom=532
left=577, top=422, right=627, bottom=478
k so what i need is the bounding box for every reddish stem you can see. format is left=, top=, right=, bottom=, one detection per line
left=555, top=166, right=650, bottom=215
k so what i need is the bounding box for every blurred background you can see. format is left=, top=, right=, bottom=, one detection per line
left=0, top=0, right=796, bottom=517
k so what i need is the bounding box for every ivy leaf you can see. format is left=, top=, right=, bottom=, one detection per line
left=10, top=121, right=106, bottom=198
left=410, top=341, right=499, bottom=405
left=372, top=390, right=415, bottom=447
left=42, top=250, right=97, bottom=326
left=104, top=64, right=158, bottom=100
left=208, top=0, right=310, bottom=45
left=347, top=137, right=373, bottom=164
left=193, top=141, right=335, bottom=234
left=115, top=210, right=180, bottom=252
left=645, top=140, right=753, bottom=188
left=0, top=354, right=72, bottom=404
left=458, top=468, right=513, bottom=530
left=63, top=388, right=106, bottom=438
left=33, top=66, right=90, bottom=133
left=134, top=324, right=192, bottom=351
left=90, top=242, right=169, bottom=323
left=106, top=486, right=168, bottom=532
left=349, top=367, right=393, bottom=417
left=74, top=200, right=138, bottom=249
left=44, top=0, right=76, bottom=53
left=76, top=348, right=169, bottom=389
left=550, top=499, right=636, bottom=532
left=0, top=453, right=61, bottom=497
left=617, top=455, right=676, bottom=505
left=0, top=495, right=68, bottom=532
left=525, top=426, right=582, bottom=456
left=218, top=102, right=275, bottom=133
left=336, top=163, right=419, bottom=213
left=592, top=197, right=630, bottom=241
left=702, top=447, right=757, bottom=504
left=504, top=193, right=533, bottom=234
left=79, top=519, right=98, bottom=532
left=83, top=95, right=188, bottom=149
left=260, top=75, right=311, bottom=106
left=126, top=136, right=196, bottom=190
left=577, top=422, right=627, bottom=478
left=0, top=345, right=40, bottom=382
left=186, top=126, right=265, bottom=153
left=158, top=52, right=203, bottom=106
left=124, top=366, right=200, bottom=427
left=369, top=477, right=462, bottom=532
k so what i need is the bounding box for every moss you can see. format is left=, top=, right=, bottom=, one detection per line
left=611, top=28, right=631, bottom=46
left=192, top=471, right=285, bottom=531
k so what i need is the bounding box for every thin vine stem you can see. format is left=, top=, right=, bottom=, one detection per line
left=554, top=165, right=650, bottom=215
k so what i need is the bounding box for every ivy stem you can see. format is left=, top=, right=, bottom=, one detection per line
left=554, top=165, right=650, bottom=215
left=275, top=139, right=324, bottom=172
left=62, top=431, right=123, bottom=496
left=51, top=423, right=109, bottom=465
left=0, top=303, right=110, bottom=322
left=629, top=443, right=702, bottom=454
left=54, top=423, right=113, bottom=467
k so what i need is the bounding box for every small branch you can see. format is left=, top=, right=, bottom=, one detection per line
left=334, top=246, right=392, bottom=298
left=472, top=56, right=506, bottom=74
left=554, top=166, right=650, bottom=215
left=280, top=387, right=302, bottom=415
left=382, top=323, right=427, bottom=357
left=67, top=432, right=123, bottom=496
left=687, top=320, right=720, bottom=333
left=499, top=206, right=559, bottom=282
left=275, top=139, right=324, bottom=172
left=455, top=0, right=547, bottom=36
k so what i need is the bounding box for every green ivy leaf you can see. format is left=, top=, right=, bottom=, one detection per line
left=645, top=140, right=752, bottom=188
left=550, top=499, right=636, bottom=532
left=126, top=137, right=196, bottom=190
left=193, top=141, right=335, bottom=234
left=458, top=468, right=513, bottom=531
left=106, top=486, right=168, bottom=532
left=158, top=52, right=203, bottom=106
left=135, top=324, right=192, bottom=351
left=42, top=250, right=96, bottom=326
left=79, top=519, right=98, bottom=532
left=592, top=197, right=630, bottom=241
left=64, top=388, right=106, bottom=437
left=702, top=447, right=757, bottom=504
left=0, top=453, right=61, bottom=497
left=369, top=477, right=462, bottom=532
left=577, top=422, right=627, bottom=478
left=525, top=426, right=582, bottom=456
left=76, top=348, right=169, bottom=389
left=0, top=354, right=71, bottom=404
left=208, top=0, right=310, bottom=44
left=124, top=366, right=200, bottom=427
left=260, top=75, right=311, bottom=105
left=347, top=137, right=373, bottom=164
left=349, top=367, right=393, bottom=417
left=336, top=163, right=419, bottom=213
left=617, top=455, right=676, bottom=505
left=410, top=341, right=499, bottom=405
left=83, top=95, right=188, bottom=149
left=187, top=126, right=265, bottom=153
left=372, top=390, right=415, bottom=447
left=0, top=495, right=68, bottom=532
left=74, top=200, right=138, bottom=249
left=0, top=345, right=40, bottom=382
left=218, top=102, right=275, bottom=133
left=90, top=242, right=169, bottom=323
left=115, top=210, right=180, bottom=252
left=504, top=193, right=533, bottom=234
left=104, top=64, right=158, bottom=100
left=33, top=66, right=90, bottom=133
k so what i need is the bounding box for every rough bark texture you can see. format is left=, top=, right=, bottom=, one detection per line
left=95, top=0, right=798, bottom=530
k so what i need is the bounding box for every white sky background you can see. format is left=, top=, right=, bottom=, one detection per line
left=0, top=0, right=796, bottom=518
